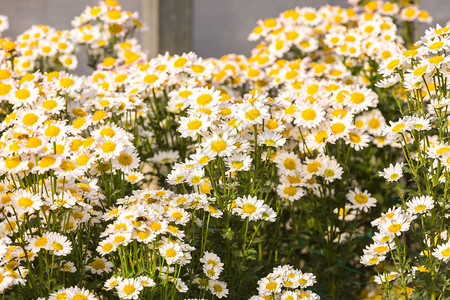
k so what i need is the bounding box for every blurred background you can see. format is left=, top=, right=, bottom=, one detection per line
left=1, top=0, right=448, bottom=58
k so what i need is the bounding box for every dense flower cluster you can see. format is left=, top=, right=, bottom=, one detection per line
left=0, top=0, right=448, bottom=299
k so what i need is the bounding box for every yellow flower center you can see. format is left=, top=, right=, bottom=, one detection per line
left=350, top=92, right=365, bottom=104
left=166, top=248, right=177, bottom=258
left=60, top=78, right=74, bottom=88
left=284, top=158, right=297, bottom=170
left=210, top=140, right=227, bottom=153
left=35, top=237, right=47, bottom=247
left=42, top=100, right=58, bottom=110
left=52, top=242, right=64, bottom=251
left=266, top=281, right=277, bottom=291
left=174, top=57, right=188, bottom=68
left=123, top=284, right=136, bottom=295
left=415, top=204, right=426, bottom=212
left=302, top=108, right=317, bottom=121
left=242, top=203, right=257, bottom=214
left=23, top=113, right=38, bottom=126
left=307, top=161, right=321, bottom=173
left=150, top=222, right=161, bottom=231
left=388, top=223, right=402, bottom=233
left=331, top=123, right=345, bottom=134
left=197, top=94, right=213, bottom=106
left=45, top=126, right=60, bottom=137
left=348, top=132, right=361, bottom=143
left=144, top=74, right=158, bottom=84
left=15, top=89, right=30, bottom=100
left=441, top=248, right=450, bottom=257
left=102, top=243, right=113, bottom=252
left=392, top=123, right=405, bottom=133
left=245, top=108, right=261, bottom=121
left=324, top=169, right=335, bottom=177
left=284, top=186, right=297, bottom=196
left=429, top=41, right=444, bottom=50
left=40, top=156, right=56, bottom=168
left=102, top=141, right=116, bottom=153
left=60, top=161, right=75, bottom=171
left=18, top=197, right=33, bottom=208
left=90, top=258, right=106, bottom=270
left=187, top=119, right=202, bottom=130
left=118, top=153, right=132, bottom=166
left=354, top=193, right=368, bottom=204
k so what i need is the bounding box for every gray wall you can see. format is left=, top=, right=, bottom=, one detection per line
left=192, top=0, right=450, bottom=58
left=1, top=0, right=449, bottom=60
left=1, top=0, right=142, bottom=39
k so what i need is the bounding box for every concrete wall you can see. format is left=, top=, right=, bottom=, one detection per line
left=1, top=0, right=449, bottom=60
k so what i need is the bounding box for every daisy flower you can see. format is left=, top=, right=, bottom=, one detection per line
left=346, top=188, right=377, bottom=212
left=116, top=278, right=143, bottom=300
left=379, top=213, right=412, bottom=237
left=321, top=158, right=343, bottom=182
left=178, top=114, right=211, bottom=138
left=432, top=242, right=450, bottom=262
left=10, top=82, right=39, bottom=108
left=208, top=280, right=229, bottom=299
left=236, top=101, right=270, bottom=126
left=294, top=103, right=325, bottom=129
left=276, top=184, right=305, bottom=202
left=374, top=272, right=399, bottom=285
left=406, top=195, right=434, bottom=215
left=150, top=150, right=180, bottom=164
left=232, top=195, right=267, bottom=221
left=86, top=257, right=113, bottom=275
left=275, top=152, right=301, bottom=176
left=112, top=147, right=140, bottom=173
left=12, top=189, right=43, bottom=214
left=67, top=286, right=98, bottom=300
left=302, top=156, right=325, bottom=179
left=95, top=137, right=124, bottom=160
left=329, top=115, right=353, bottom=141
left=296, top=271, right=316, bottom=288
left=124, top=171, right=144, bottom=184
left=345, top=130, right=370, bottom=150
left=379, top=162, right=404, bottom=182
left=137, top=275, right=155, bottom=287
left=159, top=242, right=183, bottom=265
left=410, top=116, right=432, bottom=131
left=104, top=276, right=123, bottom=291
left=225, top=154, right=252, bottom=172
left=345, top=86, right=378, bottom=113
left=202, top=132, right=236, bottom=158
left=188, top=87, right=221, bottom=109
left=257, top=277, right=283, bottom=295
left=360, top=251, right=386, bottom=266
left=60, top=261, right=76, bottom=273
left=46, top=232, right=72, bottom=256
left=383, top=117, right=413, bottom=139
left=258, top=131, right=286, bottom=147
left=26, top=234, right=49, bottom=253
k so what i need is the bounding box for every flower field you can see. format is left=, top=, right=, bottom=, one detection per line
left=0, top=0, right=449, bottom=299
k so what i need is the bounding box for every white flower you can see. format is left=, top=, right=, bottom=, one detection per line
left=232, top=195, right=267, bottom=221
left=379, top=213, right=412, bottom=237
left=86, top=257, right=113, bottom=275
left=346, top=188, right=377, bottom=212
left=159, top=242, right=183, bottom=265
left=406, top=195, right=434, bottom=215
left=379, top=162, right=404, bottom=182
left=116, top=278, right=143, bottom=300
left=432, top=242, right=450, bottom=262
left=46, top=232, right=72, bottom=256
